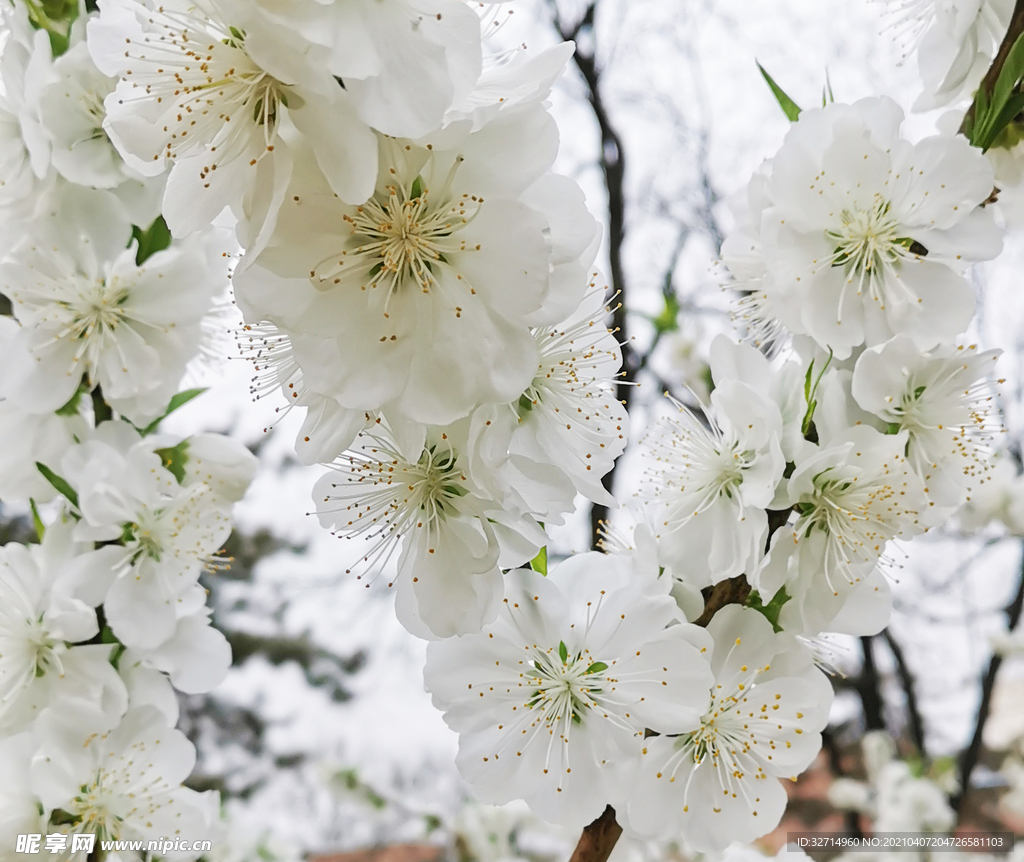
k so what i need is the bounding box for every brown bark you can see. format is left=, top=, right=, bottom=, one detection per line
left=693, top=575, right=752, bottom=628
left=569, top=806, right=623, bottom=862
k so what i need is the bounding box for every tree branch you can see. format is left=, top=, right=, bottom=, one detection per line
left=694, top=575, right=752, bottom=627
left=569, top=806, right=623, bottom=862
left=857, top=636, right=886, bottom=732
left=953, top=542, right=1024, bottom=816
left=880, top=628, right=927, bottom=758
left=548, top=0, right=633, bottom=547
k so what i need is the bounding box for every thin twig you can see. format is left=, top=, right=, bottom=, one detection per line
left=953, top=542, right=1024, bottom=817
left=547, top=0, right=634, bottom=547
left=880, top=629, right=927, bottom=758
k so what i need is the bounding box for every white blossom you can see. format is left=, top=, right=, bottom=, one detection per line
left=87, top=0, right=379, bottom=237
left=424, top=554, right=714, bottom=830
left=469, top=284, right=628, bottom=520
left=0, top=733, right=44, bottom=857
left=37, top=40, right=131, bottom=190
left=851, top=335, right=1001, bottom=507
left=0, top=4, right=52, bottom=210
left=31, top=703, right=212, bottom=858
left=234, top=102, right=597, bottom=428
left=236, top=319, right=382, bottom=463
left=0, top=522, right=127, bottom=734
left=272, top=0, right=488, bottom=139
left=313, top=420, right=546, bottom=638
left=886, top=0, right=1013, bottom=109
left=126, top=584, right=232, bottom=694
left=624, top=606, right=832, bottom=851
left=643, top=336, right=786, bottom=587
left=722, top=97, right=1001, bottom=359
left=957, top=453, right=1024, bottom=533
left=1, top=185, right=227, bottom=425
left=0, top=316, right=90, bottom=503
left=761, top=425, right=926, bottom=602
left=59, top=421, right=239, bottom=650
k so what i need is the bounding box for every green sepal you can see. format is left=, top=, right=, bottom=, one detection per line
left=101, top=628, right=126, bottom=669
left=757, top=62, right=801, bottom=122
left=558, top=640, right=569, bottom=664
left=530, top=545, right=548, bottom=576
left=410, top=175, right=425, bottom=200
left=22, top=0, right=79, bottom=57
left=48, top=808, right=79, bottom=826
left=36, top=463, right=79, bottom=509
left=746, top=587, right=791, bottom=633
left=584, top=661, right=608, bottom=675
left=800, top=350, right=833, bottom=439
left=29, top=499, right=45, bottom=542
left=131, top=215, right=173, bottom=266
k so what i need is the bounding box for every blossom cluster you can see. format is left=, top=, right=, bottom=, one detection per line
left=0, top=0, right=1012, bottom=857
left=0, top=2, right=258, bottom=857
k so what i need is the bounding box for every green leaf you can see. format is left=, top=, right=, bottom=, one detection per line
left=131, top=215, right=173, bottom=265
left=757, top=62, right=801, bottom=122
left=36, top=463, right=79, bottom=509
left=746, top=587, right=791, bottom=633
left=800, top=350, right=833, bottom=438
left=139, top=388, right=208, bottom=435
left=154, top=441, right=191, bottom=484
left=558, top=640, right=569, bottom=664
left=651, top=290, right=681, bottom=335
left=966, top=32, right=1024, bottom=151
left=584, top=661, right=608, bottom=674
left=530, top=544, right=548, bottom=576
left=29, top=499, right=45, bottom=541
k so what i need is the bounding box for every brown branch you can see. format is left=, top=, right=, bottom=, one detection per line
left=694, top=575, right=752, bottom=627
left=960, top=0, right=1024, bottom=134
left=880, top=629, right=927, bottom=757
left=547, top=0, right=633, bottom=548
left=953, top=543, right=1024, bottom=817
left=570, top=806, right=623, bottom=862
left=857, top=635, right=886, bottom=732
